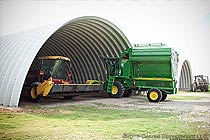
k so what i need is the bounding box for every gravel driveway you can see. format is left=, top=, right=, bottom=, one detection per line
left=19, top=91, right=210, bottom=128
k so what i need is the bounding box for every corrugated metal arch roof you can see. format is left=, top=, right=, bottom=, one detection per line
left=178, top=59, right=193, bottom=90
left=0, top=16, right=193, bottom=107
left=0, top=16, right=131, bottom=106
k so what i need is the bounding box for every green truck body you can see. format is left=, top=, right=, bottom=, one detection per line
left=104, top=44, right=179, bottom=102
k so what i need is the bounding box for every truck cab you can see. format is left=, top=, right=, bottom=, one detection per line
left=38, top=56, right=72, bottom=84
left=29, top=56, right=104, bottom=102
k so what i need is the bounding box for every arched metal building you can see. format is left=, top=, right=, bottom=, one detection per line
left=178, top=59, right=193, bottom=90
left=0, top=16, right=192, bottom=106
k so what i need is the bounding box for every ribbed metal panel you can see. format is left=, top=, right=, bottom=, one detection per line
left=33, top=17, right=130, bottom=83
left=0, top=24, right=64, bottom=106
left=178, top=60, right=193, bottom=90
left=0, top=16, right=131, bottom=106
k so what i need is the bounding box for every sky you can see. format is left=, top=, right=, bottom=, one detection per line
left=0, top=0, right=210, bottom=77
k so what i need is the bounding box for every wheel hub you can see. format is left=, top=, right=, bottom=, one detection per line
left=150, top=91, right=158, bottom=100
left=112, top=86, right=118, bottom=94
left=31, top=87, right=38, bottom=99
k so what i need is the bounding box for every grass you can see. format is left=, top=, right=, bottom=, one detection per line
left=0, top=105, right=209, bottom=140
left=209, top=85, right=210, bottom=92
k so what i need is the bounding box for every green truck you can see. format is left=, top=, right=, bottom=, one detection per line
left=28, top=44, right=178, bottom=103
left=103, top=44, right=179, bottom=102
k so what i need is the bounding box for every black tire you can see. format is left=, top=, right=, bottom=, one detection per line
left=63, top=95, right=78, bottom=100
left=204, top=85, right=209, bottom=92
left=108, top=81, right=124, bottom=98
left=147, top=88, right=162, bottom=102
left=161, top=92, right=167, bottom=101
left=200, top=86, right=205, bottom=92
left=190, top=84, right=194, bottom=92
left=123, top=89, right=132, bottom=97
left=191, top=83, right=197, bottom=92
left=29, top=83, right=41, bottom=103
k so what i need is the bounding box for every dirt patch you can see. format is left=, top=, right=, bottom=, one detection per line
left=0, top=107, right=23, bottom=113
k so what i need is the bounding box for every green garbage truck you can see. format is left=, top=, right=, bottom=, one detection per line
left=103, top=44, right=179, bottom=102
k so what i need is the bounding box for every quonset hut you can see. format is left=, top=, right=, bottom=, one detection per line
left=0, top=16, right=192, bottom=106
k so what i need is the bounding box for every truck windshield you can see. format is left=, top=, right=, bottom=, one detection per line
left=41, top=59, right=68, bottom=79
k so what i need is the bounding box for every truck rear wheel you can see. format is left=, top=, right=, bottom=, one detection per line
left=200, top=86, right=205, bottom=92
left=108, top=81, right=124, bottom=98
left=161, top=92, right=167, bottom=101
left=147, top=88, right=162, bottom=102
left=204, top=85, right=209, bottom=92
left=123, top=89, right=132, bottom=97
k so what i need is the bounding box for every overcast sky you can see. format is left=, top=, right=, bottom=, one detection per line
left=0, top=0, right=210, bottom=77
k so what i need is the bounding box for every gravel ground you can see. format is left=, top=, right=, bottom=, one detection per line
left=19, top=91, right=210, bottom=120
left=4, top=91, right=210, bottom=131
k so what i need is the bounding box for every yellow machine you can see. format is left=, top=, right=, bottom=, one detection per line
left=30, top=77, right=54, bottom=100
left=29, top=56, right=72, bottom=102
left=29, top=56, right=103, bottom=102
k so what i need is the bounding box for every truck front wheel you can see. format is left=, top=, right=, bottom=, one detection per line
left=147, top=88, right=162, bottom=102
left=191, top=83, right=197, bottom=92
left=108, top=81, right=124, bottom=98
left=29, top=83, right=41, bottom=103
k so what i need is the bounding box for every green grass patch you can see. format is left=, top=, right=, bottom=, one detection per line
left=209, top=85, right=210, bottom=92
left=168, top=95, right=204, bottom=100
left=45, top=105, right=172, bottom=121
left=0, top=106, right=208, bottom=140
